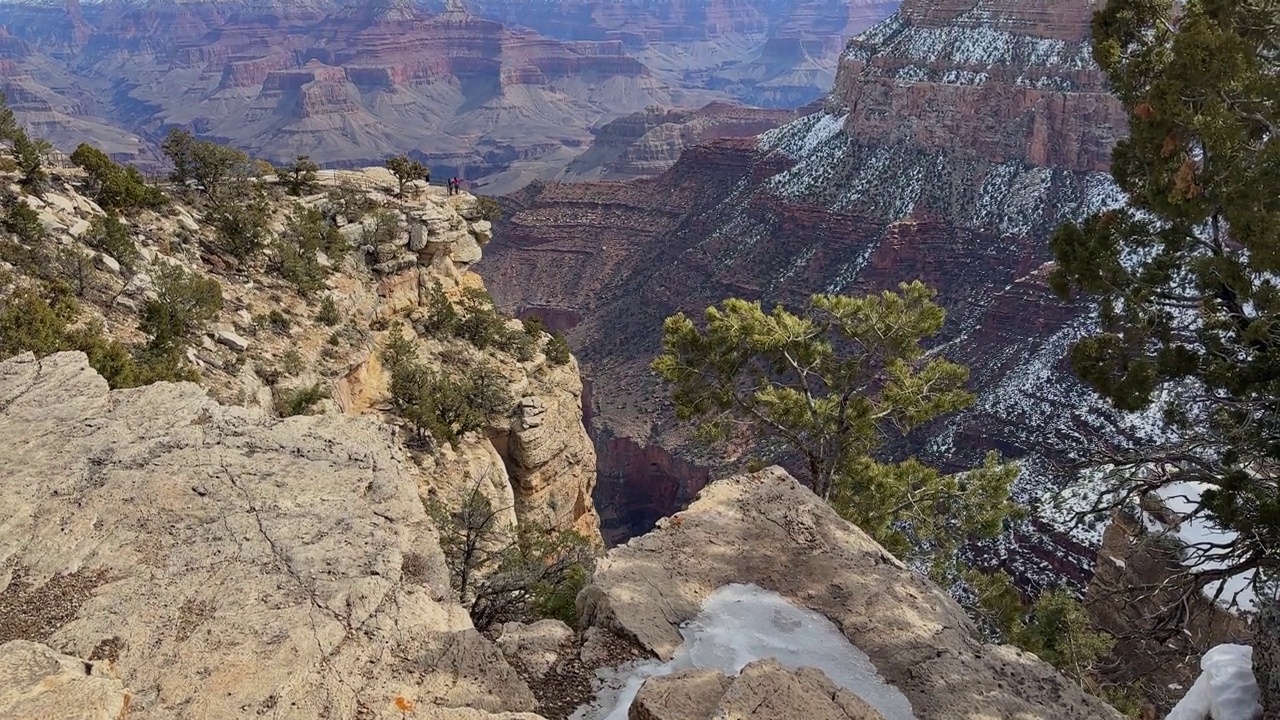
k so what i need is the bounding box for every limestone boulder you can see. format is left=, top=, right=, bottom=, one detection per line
left=578, top=467, right=1124, bottom=720
left=629, top=668, right=732, bottom=720
left=712, top=660, right=886, bottom=720
left=0, top=641, right=130, bottom=720
left=0, top=352, right=543, bottom=720
left=495, top=620, right=573, bottom=679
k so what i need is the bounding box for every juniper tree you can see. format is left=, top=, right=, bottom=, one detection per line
left=1049, top=0, right=1280, bottom=609
left=653, top=281, right=1019, bottom=574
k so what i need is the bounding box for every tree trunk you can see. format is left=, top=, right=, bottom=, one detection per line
left=1254, top=595, right=1280, bottom=719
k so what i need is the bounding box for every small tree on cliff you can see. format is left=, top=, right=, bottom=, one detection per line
left=428, top=478, right=596, bottom=630
left=653, top=281, right=1020, bottom=575
left=1049, top=0, right=1280, bottom=613
left=385, top=154, right=429, bottom=195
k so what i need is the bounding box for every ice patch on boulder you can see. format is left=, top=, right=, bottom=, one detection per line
left=573, top=583, right=918, bottom=720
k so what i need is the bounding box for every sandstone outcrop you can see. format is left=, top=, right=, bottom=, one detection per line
left=630, top=661, right=888, bottom=720
left=0, top=640, right=131, bottom=720
left=0, top=351, right=544, bottom=720
left=0, top=159, right=602, bottom=545
left=578, top=467, right=1123, bottom=720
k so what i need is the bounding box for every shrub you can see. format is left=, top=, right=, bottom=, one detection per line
left=206, top=180, right=271, bottom=263
left=316, top=295, right=340, bottom=325
left=2, top=196, right=44, bottom=244
left=325, top=181, right=376, bottom=223
left=384, top=154, right=429, bottom=195
left=83, top=214, right=139, bottom=274
left=360, top=209, right=404, bottom=264
left=0, top=285, right=181, bottom=389
left=282, top=155, right=320, bottom=196
left=389, top=359, right=511, bottom=449
left=522, top=316, right=545, bottom=337
left=379, top=323, right=418, bottom=373
left=545, top=331, right=571, bottom=366
left=265, top=309, right=291, bottom=335
left=70, top=143, right=167, bottom=213
left=422, top=281, right=460, bottom=336
left=428, top=483, right=597, bottom=631
left=162, top=129, right=253, bottom=201
left=280, top=347, right=304, bottom=376
left=141, top=264, right=223, bottom=353
left=275, top=382, right=329, bottom=417
left=272, top=207, right=342, bottom=293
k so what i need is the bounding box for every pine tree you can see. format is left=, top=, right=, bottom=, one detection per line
left=1049, top=0, right=1280, bottom=607
left=653, top=281, right=1020, bottom=575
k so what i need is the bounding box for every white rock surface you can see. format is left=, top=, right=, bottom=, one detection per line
left=215, top=329, right=250, bottom=351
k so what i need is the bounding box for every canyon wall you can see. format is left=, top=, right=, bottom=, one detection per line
left=481, top=0, right=1133, bottom=586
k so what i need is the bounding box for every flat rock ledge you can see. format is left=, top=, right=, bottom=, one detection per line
left=577, top=467, right=1125, bottom=720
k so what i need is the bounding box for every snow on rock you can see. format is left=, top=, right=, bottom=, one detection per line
left=573, top=583, right=918, bottom=720
left=1165, top=644, right=1262, bottom=720
left=1151, top=482, right=1258, bottom=612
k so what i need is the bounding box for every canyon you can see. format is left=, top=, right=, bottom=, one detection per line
left=0, top=0, right=898, bottom=192
left=480, top=0, right=1135, bottom=591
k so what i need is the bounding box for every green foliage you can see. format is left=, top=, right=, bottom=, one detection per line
left=1049, top=0, right=1280, bottom=604
left=378, top=323, right=419, bottom=374
left=427, top=482, right=597, bottom=630
left=545, top=331, right=571, bottom=366
left=422, top=281, right=460, bottom=335
left=161, top=129, right=253, bottom=201
left=280, top=347, right=304, bottom=376
left=1012, top=589, right=1115, bottom=683
left=83, top=214, right=138, bottom=275
left=0, top=94, right=46, bottom=191
left=316, top=295, right=340, bottom=326
left=653, top=281, right=1019, bottom=577
left=0, top=285, right=190, bottom=388
left=141, top=264, right=223, bottom=354
left=360, top=209, right=404, bottom=265
left=274, top=382, right=329, bottom=417
left=475, top=196, right=502, bottom=222
left=389, top=359, right=512, bottom=449
left=282, top=155, right=320, bottom=196
left=324, top=181, right=376, bottom=223
left=265, top=309, right=291, bottom=335
left=2, top=195, right=44, bottom=244
left=70, top=143, right=167, bottom=213
left=384, top=154, right=429, bottom=195
left=522, top=315, right=545, bottom=337
left=272, top=206, right=344, bottom=293
left=206, top=179, right=272, bottom=263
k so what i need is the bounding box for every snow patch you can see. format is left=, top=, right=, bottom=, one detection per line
left=1165, top=644, right=1262, bottom=720
left=1153, top=482, right=1259, bottom=612
left=572, top=583, right=918, bottom=720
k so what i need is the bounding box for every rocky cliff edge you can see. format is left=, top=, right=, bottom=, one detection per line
left=0, top=350, right=549, bottom=720
left=577, top=467, right=1125, bottom=720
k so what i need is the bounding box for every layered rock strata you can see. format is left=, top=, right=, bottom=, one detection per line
left=482, top=0, right=1132, bottom=586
